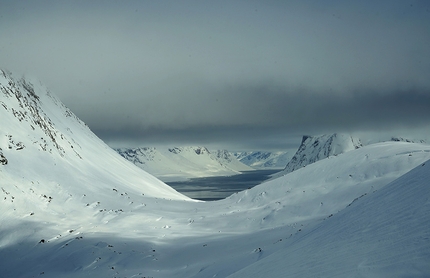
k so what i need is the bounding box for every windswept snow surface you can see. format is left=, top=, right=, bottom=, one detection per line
left=229, top=158, right=430, bottom=278
left=116, top=147, right=253, bottom=181
left=1, top=70, right=430, bottom=277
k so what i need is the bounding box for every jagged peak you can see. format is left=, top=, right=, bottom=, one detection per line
left=283, top=133, right=362, bottom=174
left=301, top=135, right=311, bottom=144
left=193, top=146, right=210, bottom=155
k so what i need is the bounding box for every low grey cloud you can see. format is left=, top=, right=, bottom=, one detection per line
left=91, top=83, right=430, bottom=149
left=1, top=0, right=430, bottom=150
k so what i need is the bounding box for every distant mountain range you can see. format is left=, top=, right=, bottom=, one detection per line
left=114, top=147, right=294, bottom=181
left=115, top=134, right=428, bottom=182
left=115, top=146, right=254, bottom=181
left=233, top=151, right=293, bottom=169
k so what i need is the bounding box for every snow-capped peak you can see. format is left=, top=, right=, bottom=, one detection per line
left=282, top=133, right=362, bottom=174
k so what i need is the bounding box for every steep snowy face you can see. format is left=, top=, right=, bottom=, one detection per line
left=0, top=70, right=86, bottom=159
left=115, top=146, right=253, bottom=181
left=0, top=69, right=188, bottom=217
left=281, top=133, right=362, bottom=174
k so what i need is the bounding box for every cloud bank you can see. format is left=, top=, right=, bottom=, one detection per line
left=1, top=0, right=429, bottom=150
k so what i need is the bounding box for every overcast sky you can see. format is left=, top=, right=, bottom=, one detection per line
left=1, top=0, right=430, bottom=151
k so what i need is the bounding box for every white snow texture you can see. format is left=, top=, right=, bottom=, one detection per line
left=1, top=69, right=430, bottom=277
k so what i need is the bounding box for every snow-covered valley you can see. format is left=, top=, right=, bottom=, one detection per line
left=1, top=70, right=430, bottom=277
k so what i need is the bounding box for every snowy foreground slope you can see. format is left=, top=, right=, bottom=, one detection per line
left=116, top=147, right=253, bottom=181
left=1, top=70, right=430, bottom=277
left=229, top=157, right=430, bottom=277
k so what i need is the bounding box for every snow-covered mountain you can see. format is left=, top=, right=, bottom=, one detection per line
left=279, top=133, right=362, bottom=175
left=115, top=147, right=253, bottom=181
left=0, top=69, right=184, bottom=200
left=2, top=70, right=430, bottom=277
left=233, top=151, right=293, bottom=169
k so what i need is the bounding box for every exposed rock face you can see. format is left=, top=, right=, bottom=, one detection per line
left=0, top=149, right=7, bottom=165
left=194, top=146, right=209, bottom=155
left=391, top=137, right=426, bottom=144
left=0, top=69, right=87, bottom=159
left=283, top=133, right=362, bottom=174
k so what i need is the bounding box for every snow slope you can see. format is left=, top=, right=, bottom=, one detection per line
left=233, top=150, right=293, bottom=169
left=1, top=70, right=430, bottom=277
left=229, top=158, right=430, bottom=278
left=116, top=147, right=253, bottom=181
left=0, top=69, right=186, bottom=200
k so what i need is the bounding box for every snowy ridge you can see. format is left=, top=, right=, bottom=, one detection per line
left=234, top=151, right=293, bottom=169
left=116, top=146, right=253, bottom=181
left=280, top=133, right=362, bottom=175
left=2, top=70, right=430, bottom=277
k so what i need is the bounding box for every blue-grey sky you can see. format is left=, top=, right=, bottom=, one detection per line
left=1, top=0, right=430, bottom=151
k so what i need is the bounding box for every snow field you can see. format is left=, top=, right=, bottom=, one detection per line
left=1, top=70, right=430, bottom=277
